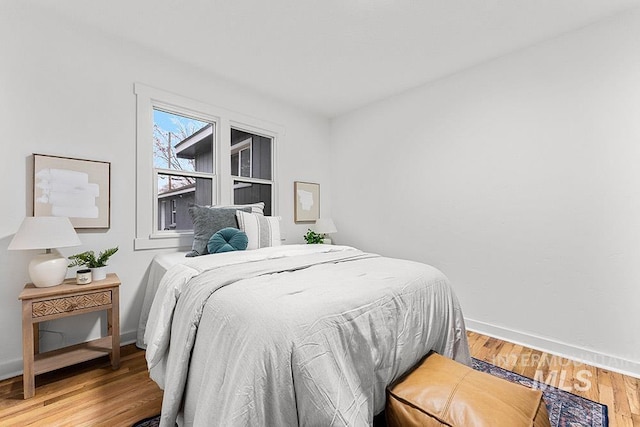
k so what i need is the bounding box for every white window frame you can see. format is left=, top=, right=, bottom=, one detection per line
left=170, top=199, right=177, bottom=227
left=134, top=83, right=282, bottom=250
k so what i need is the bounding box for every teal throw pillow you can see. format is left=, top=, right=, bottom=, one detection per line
left=207, top=227, right=249, bottom=254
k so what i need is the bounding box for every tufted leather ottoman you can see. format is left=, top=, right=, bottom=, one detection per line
left=386, top=353, right=550, bottom=427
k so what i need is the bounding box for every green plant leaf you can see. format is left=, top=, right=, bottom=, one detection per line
left=68, top=247, right=118, bottom=268
left=303, top=229, right=324, bottom=244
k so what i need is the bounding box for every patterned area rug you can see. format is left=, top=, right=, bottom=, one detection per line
left=132, top=359, right=609, bottom=427
left=473, top=358, right=608, bottom=427
left=131, top=416, right=160, bottom=427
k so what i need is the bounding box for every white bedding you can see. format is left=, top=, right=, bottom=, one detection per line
left=137, top=251, right=189, bottom=348
left=142, top=245, right=470, bottom=427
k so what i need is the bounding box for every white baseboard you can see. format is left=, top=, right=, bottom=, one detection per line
left=466, top=318, right=640, bottom=379
left=0, top=330, right=139, bottom=382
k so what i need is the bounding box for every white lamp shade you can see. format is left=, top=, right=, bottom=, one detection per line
left=9, top=217, right=81, bottom=287
left=8, top=217, right=81, bottom=250
left=314, top=218, right=337, bottom=234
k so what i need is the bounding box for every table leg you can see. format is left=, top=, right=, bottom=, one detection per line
left=33, top=324, right=39, bottom=355
left=108, top=287, right=120, bottom=369
left=22, top=302, right=34, bottom=399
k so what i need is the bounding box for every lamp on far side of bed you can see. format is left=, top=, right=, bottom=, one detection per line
left=8, top=216, right=81, bottom=288
left=314, top=218, right=337, bottom=244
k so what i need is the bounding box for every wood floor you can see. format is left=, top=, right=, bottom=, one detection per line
left=0, top=333, right=637, bottom=426
left=0, top=345, right=163, bottom=426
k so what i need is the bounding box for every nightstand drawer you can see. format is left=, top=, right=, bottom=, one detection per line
left=32, top=291, right=112, bottom=318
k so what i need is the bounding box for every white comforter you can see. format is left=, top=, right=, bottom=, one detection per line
left=144, top=245, right=470, bottom=427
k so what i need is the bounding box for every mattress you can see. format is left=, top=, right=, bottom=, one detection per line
left=140, top=244, right=470, bottom=427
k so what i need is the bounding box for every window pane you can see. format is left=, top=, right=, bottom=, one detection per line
left=233, top=180, right=272, bottom=216
left=231, top=153, right=239, bottom=176
left=231, top=128, right=271, bottom=180
left=157, top=173, right=212, bottom=231
left=154, top=109, right=214, bottom=173
left=240, top=148, right=251, bottom=177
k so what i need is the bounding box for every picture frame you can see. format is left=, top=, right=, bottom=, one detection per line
left=294, top=181, right=320, bottom=223
left=33, top=154, right=111, bottom=229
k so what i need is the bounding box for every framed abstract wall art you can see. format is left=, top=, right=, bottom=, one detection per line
left=294, top=181, right=320, bottom=223
left=33, top=154, right=111, bottom=229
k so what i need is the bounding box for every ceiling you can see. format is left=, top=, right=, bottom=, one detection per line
left=30, top=0, right=640, bottom=117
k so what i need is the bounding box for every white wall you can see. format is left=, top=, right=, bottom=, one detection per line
left=0, top=5, right=331, bottom=378
left=331, top=10, right=640, bottom=376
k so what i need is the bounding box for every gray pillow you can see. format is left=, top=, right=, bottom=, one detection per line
left=186, top=205, right=251, bottom=257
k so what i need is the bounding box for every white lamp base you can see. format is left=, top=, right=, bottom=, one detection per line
left=28, top=251, right=68, bottom=288
left=322, top=238, right=333, bottom=245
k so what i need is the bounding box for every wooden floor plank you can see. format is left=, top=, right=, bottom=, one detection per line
left=581, top=361, right=602, bottom=403
left=492, top=341, right=515, bottom=369
left=469, top=332, right=490, bottom=356
left=522, top=349, right=544, bottom=380
left=613, top=370, right=633, bottom=418
left=511, top=345, right=534, bottom=376
left=623, top=375, right=640, bottom=416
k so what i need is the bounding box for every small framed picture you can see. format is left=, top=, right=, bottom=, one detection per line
left=33, top=154, right=111, bottom=229
left=294, top=181, right=320, bottom=223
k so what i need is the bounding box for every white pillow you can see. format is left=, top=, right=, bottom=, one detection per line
left=215, top=202, right=265, bottom=215
left=235, top=211, right=281, bottom=250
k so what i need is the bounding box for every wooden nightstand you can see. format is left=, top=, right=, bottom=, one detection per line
left=18, top=273, right=121, bottom=399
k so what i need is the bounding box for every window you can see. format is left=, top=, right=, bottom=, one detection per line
left=135, top=84, right=281, bottom=250
left=231, top=128, right=274, bottom=216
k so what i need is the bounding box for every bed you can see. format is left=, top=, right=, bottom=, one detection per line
left=140, top=244, right=470, bottom=427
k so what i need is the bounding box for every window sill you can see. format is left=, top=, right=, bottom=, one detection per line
left=134, top=234, right=193, bottom=251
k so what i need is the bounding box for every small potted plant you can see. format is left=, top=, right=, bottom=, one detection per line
left=303, top=229, right=324, bottom=244
left=68, top=247, right=119, bottom=281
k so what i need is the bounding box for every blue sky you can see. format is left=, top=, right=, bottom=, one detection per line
left=153, top=109, right=208, bottom=138
left=153, top=109, right=210, bottom=172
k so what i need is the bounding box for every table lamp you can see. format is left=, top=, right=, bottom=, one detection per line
left=8, top=217, right=81, bottom=287
left=314, top=218, right=337, bottom=244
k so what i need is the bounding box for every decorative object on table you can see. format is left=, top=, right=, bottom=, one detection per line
left=294, top=181, right=320, bottom=223
left=68, top=247, right=118, bottom=281
left=33, top=154, right=111, bottom=229
left=76, top=269, right=92, bottom=285
left=313, top=218, right=337, bottom=244
left=8, top=216, right=82, bottom=288
left=303, top=229, right=324, bottom=244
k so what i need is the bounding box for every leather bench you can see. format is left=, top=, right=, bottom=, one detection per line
left=386, top=353, right=551, bottom=427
